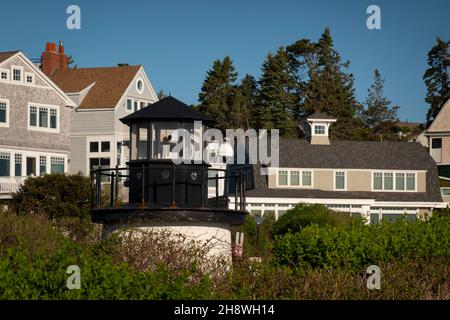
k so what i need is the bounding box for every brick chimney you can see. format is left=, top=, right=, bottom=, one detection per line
left=41, top=41, right=68, bottom=76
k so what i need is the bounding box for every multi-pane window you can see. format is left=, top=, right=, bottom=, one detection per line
left=13, top=68, right=21, bottom=81
left=373, top=172, right=416, bottom=191
left=290, top=171, right=300, bottom=186
left=29, top=106, right=37, bottom=126
left=26, top=75, right=33, bottom=83
left=373, top=172, right=383, bottom=190
left=277, top=169, right=313, bottom=187
left=116, top=142, right=121, bottom=166
left=406, top=173, right=415, bottom=191
left=0, top=101, right=7, bottom=124
left=14, top=154, right=22, bottom=177
left=140, top=102, right=146, bottom=109
left=0, top=152, right=10, bottom=177
left=0, top=71, right=7, bottom=80
left=395, top=173, right=405, bottom=190
left=335, top=171, right=346, bottom=190
left=39, top=156, right=46, bottom=176
left=278, top=170, right=288, bottom=186
left=314, top=125, right=325, bottom=135
left=302, top=171, right=312, bottom=186
left=50, top=157, right=65, bottom=174
left=127, top=99, right=132, bottom=111
left=384, top=173, right=393, bottom=190
left=134, top=101, right=138, bottom=112
left=50, top=109, right=57, bottom=129
left=39, top=107, right=48, bottom=128
left=29, top=106, right=58, bottom=130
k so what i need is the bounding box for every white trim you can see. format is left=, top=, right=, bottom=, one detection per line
left=27, top=102, right=60, bottom=133
left=0, top=68, right=9, bottom=81
left=275, top=168, right=314, bottom=188
left=136, top=77, right=144, bottom=94
left=11, top=65, right=24, bottom=83
left=0, top=52, right=76, bottom=107
left=25, top=72, right=35, bottom=85
left=0, top=98, right=10, bottom=128
left=333, top=170, right=347, bottom=191
left=370, top=170, right=417, bottom=192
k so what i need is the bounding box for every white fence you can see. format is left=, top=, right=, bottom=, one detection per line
left=0, top=177, right=27, bottom=199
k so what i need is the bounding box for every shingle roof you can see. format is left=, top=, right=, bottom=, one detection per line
left=0, top=51, right=19, bottom=63
left=120, top=96, right=215, bottom=125
left=245, top=138, right=442, bottom=202
left=51, top=66, right=141, bottom=109
left=307, top=112, right=337, bottom=120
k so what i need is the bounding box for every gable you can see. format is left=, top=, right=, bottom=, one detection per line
left=0, top=52, right=75, bottom=107
left=428, top=99, right=450, bottom=132
left=51, top=65, right=147, bottom=109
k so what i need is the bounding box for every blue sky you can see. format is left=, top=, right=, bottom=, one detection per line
left=1, top=0, right=449, bottom=122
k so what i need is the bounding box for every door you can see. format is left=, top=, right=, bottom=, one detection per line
left=26, top=157, right=36, bottom=176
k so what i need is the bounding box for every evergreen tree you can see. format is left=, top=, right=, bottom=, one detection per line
left=362, top=69, right=399, bottom=140
left=424, top=37, right=449, bottom=126
left=230, top=74, right=257, bottom=129
left=288, top=28, right=363, bottom=139
left=198, top=56, right=237, bottom=130
left=256, top=47, right=299, bottom=137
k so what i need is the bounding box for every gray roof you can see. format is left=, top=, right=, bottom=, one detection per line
left=245, top=138, right=442, bottom=203
left=307, top=112, right=337, bottom=120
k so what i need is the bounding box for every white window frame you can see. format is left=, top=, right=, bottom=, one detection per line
left=25, top=72, right=35, bottom=85
left=126, top=98, right=133, bottom=112
left=27, top=103, right=60, bottom=133
left=276, top=168, right=314, bottom=188
left=371, top=170, right=417, bottom=192
left=11, top=65, right=23, bottom=83
left=314, top=124, right=326, bottom=135
left=333, top=170, right=347, bottom=191
left=0, top=68, right=9, bottom=81
left=0, top=98, right=10, bottom=128
left=136, top=77, right=144, bottom=94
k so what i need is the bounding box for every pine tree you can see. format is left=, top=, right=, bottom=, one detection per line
left=256, top=47, right=299, bottom=137
left=230, top=74, right=257, bottom=130
left=424, top=37, right=449, bottom=126
left=362, top=69, right=399, bottom=140
left=198, top=56, right=237, bottom=130
left=288, top=28, right=363, bottom=139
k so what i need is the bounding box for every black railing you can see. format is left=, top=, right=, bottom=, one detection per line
left=90, top=165, right=248, bottom=211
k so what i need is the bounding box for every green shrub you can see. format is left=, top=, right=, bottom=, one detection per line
left=272, top=216, right=450, bottom=270
left=11, top=174, right=91, bottom=220
left=271, top=203, right=358, bottom=237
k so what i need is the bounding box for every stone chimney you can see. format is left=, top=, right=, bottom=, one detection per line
left=41, top=41, right=68, bottom=76
left=306, top=112, right=337, bottom=145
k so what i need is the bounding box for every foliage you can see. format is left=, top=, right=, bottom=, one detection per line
left=271, top=203, right=357, bottom=237
left=198, top=56, right=238, bottom=130
left=256, top=47, right=300, bottom=137
left=0, top=211, right=448, bottom=300
left=230, top=74, right=258, bottom=130
left=424, top=37, right=449, bottom=126
left=360, top=69, right=400, bottom=140
left=11, top=174, right=91, bottom=220
left=272, top=215, right=450, bottom=270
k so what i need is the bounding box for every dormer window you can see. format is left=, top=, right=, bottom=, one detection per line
left=314, top=125, right=325, bottom=135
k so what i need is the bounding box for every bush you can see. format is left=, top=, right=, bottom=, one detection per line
left=272, top=216, right=450, bottom=270
left=11, top=174, right=91, bottom=220
left=271, top=203, right=358, bottom=237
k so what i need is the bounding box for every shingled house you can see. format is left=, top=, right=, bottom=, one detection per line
left=45, top=42, right=158, bottom=175
left=240, top=113, right=445, bottom=223
left=0, top=49, right=76, bottom=199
